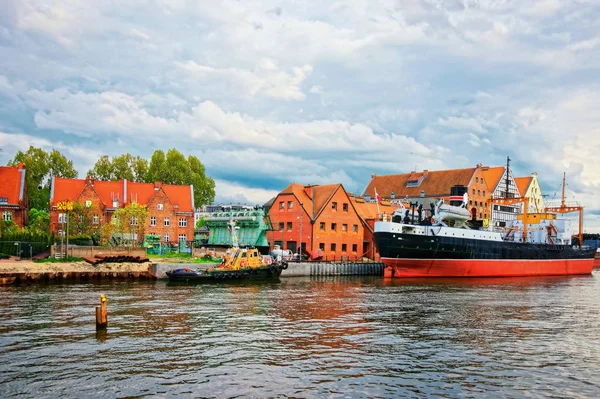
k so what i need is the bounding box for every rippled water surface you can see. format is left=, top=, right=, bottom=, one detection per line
left=2, top=272, right=600, bottom=398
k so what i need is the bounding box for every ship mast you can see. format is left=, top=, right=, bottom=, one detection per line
left=545, top=173, right=584, bottom=247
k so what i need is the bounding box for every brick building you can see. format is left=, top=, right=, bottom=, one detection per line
left=50, top=177, right=194, bottom=244
left=0, top=162, right=28, bottom=228
left=364, top=165, right=491, bottom=222
left=268, top=184, right=396, bottom=260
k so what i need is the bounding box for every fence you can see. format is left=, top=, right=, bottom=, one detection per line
left=0, top=241, right=52, bottom=259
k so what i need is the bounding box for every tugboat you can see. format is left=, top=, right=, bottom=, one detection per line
left=166, top=219, right=288, bottom=282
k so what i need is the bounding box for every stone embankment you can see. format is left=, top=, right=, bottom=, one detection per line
left=0, top=259, right=155, bottom=284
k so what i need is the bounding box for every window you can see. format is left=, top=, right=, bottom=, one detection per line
left=288, top=201, right=293, bottom=209
left=472, top=189, right=475, bottom=195
left=342, top=244, right=347, bottom=252
left=332, top=202, right=337, bottom=210
left=319, top=243, right=325, bottom=250
left=164, top=233, right=170, bottom=242
left=58, top=213, right=65, bottom=223
left=150, top=216, right=156, bottom=226
left=279, top=201, right=285, bottom=209
left=342, top=224, right=347, bottom=232
left=85, top=200, right=92, bottom=208
left=178, top=234, right=187, bottom=242
left=353, top=224, right=358, bottom=233
left=469, top=200, right=473, bottom=205
left=2, top=211, right=12, bottom=221
left=478, top=190, right=480, bottom=196
left=483, top=191, right=485, bottom=197
left=287, top=222, right=292, bottom=231
left=343, top=203, right=348, bottom=212
left=352, top=244, right=357, bottom=252
left=319, top=222, right=325, bottom=231
left=78, top=215, right=84, bottom=223
left=331, top=223, right=337, bottom=231
left=164, top=217, right=170, bottom=226
left=476, top=177, right=479, bottom=183
left=330, top=243, right=336, bottom=251
left=279, top=222, right=284, bottom=230
left=111, top=215, right=117, bottom=225
left=179, top=218, right=187, bottom=227
left=157, top=203, right=163, bottom=210
left=93, top=215, right=99, bottom=225
left=130, top=216, right=138, bottom=226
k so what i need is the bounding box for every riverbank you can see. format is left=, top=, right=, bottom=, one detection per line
left=0, top=258, right=154, bottom=284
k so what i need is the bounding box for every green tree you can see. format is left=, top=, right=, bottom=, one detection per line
left=146, top=149, right=215, bottom=207
left=27, top=208, right=50, bottom=234
left=112, top=202, right=149, bottom=246
left=8, top=146, right=78, bottom=211
left=87, top=153, right=148, bottom=182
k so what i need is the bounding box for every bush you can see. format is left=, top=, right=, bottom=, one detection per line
left=0, top=253, right=9, bottom=259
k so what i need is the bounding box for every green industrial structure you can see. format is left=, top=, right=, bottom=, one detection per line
left=203, top=208, right=272, bottom=252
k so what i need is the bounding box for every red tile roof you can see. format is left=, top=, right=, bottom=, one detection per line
left=481, top=167, right=505, bottom=192
left=352, top=199, right=396, bottom=221
left=280, top=183, right=343, bottom=219
left=514, top=176, right=532, bottom=197
left=0, top=165, right=25, bottom=205
left=364, top=168, right=476, bottom=199
left=52, top=178, right=193, bottom=211
left=52, top=177, right=86, bottom=204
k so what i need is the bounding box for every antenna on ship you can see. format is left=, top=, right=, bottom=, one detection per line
left=505, top=156, right=511, bottom=197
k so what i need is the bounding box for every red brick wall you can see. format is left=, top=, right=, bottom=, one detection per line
left=145, top=188, right=194, bottom=244
left=1, top=206, right=27, bottom=228
left=467, top=168, right=490, bottom=221
left=268, top=189, right=366, bottom=261
left=313, top=189, right=364, bottom=260
left=50, top=183, right=194, bottom=244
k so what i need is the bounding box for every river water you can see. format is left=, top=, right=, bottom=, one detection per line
left=1, top=272, right=600, bottom=398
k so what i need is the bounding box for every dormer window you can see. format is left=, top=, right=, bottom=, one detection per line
left=406, top=179, right=420, bottom=187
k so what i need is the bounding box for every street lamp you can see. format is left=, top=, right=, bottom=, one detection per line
left=297, top=202, right=303, bottom=261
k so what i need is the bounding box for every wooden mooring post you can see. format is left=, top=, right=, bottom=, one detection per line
left=95, top=294, right=108, bottom=330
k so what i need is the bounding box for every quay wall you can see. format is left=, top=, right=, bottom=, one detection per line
left=282, top=261, right=384, bottom=277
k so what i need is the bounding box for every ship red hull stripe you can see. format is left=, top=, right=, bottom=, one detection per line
left=382, top=257, right=594, bottom=278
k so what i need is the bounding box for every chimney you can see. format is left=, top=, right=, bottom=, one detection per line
left=409, top=171, right=416, bottom=178
left=304, top=185, right=314, bottom=199
left=371, top=173, right=376, bottom=179
left=154, top=181, right=162, bottom=190
left=85, top=176, right=94, bottom=186
left=17, top=162, right=25, bottom=170
left=423, top=169, right=429, bottom=176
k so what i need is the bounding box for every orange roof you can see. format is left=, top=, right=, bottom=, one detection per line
left=280, top=183, right=316, bottom=217
left=364, top=168, right=476, bottom=199
left=0, top=165, right=26, bottom=205
left=52, top=177, right=87, bottom=204
left=481, top=167, right=505, bottom=192
left=163, top=185, right=194, bottom=211
left=514, top=176, right=532, bottom=197
left=52, top=178, right=194, bottom=211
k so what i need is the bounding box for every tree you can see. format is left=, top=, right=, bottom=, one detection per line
left=146, top=149, right=215, bottom=207
left=27, top=208, right=50, bottom=235
left=8, top=146, right=78, bottom=211
left=87, top=154, right=148, bottom=182
left=111, top=202, right=149, bottom=246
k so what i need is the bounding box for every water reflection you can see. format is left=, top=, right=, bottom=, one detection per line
left=0, top=274, right=600, bottom=398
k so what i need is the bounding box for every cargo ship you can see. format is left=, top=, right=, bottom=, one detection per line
left=374, top=175, right=595, bottom=278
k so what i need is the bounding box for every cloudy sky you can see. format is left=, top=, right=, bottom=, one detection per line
left=0, top=0, right=599, bottom=231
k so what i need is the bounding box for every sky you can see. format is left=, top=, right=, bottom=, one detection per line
left=0, top=0, right=599, bottom=232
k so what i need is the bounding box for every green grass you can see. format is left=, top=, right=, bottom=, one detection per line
left=33, top=256, right=83, bottom=263
left=146, top=252, right=222, bottom=264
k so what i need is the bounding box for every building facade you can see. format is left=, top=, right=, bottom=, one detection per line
left=50, top=177, right=194, bottom=244
left=363, top=165, right=491, bottom=222
left=268, top=184, right=366, bottom=260
left=515, top=173, right=545, bottom=213
left=482, top=166, right=520, bottom=227
left=0, top=162, right=28, bottom=228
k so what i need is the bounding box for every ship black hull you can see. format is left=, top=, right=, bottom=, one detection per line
left=375, top=232, right=595, bottom=277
